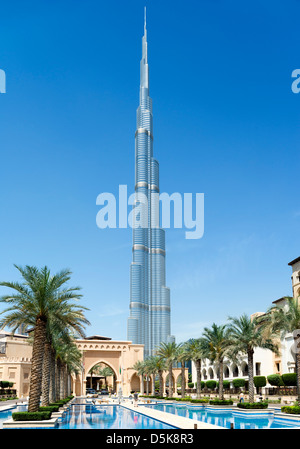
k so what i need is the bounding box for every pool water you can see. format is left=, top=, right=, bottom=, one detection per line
left=147, top=403, right=300, bottom=429
left=56, top=404, right=175, bottom=429
left=0, top=405, right=27, bottom=428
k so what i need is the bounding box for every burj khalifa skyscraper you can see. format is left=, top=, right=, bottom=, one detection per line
left=127, top=10, right=174, bottom=358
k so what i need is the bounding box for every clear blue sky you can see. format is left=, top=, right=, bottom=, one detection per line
left=0, top=0, right=299, bottom=342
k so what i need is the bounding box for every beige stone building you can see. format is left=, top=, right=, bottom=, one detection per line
left=0, top=332, right=32, bottom=398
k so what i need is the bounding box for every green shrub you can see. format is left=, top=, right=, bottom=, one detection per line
left=232, top=378, right=245, bottom=388
left=12, top=411, right=52, bottom=421
left=39, top=406, right=59, bottom=413
left=237, top=402, right=268, bottom=409
left=206, top=380, right=217, bottom=390
left=253, top=376, right=266, bottom=388
left=267, top=374, right=284, bottom=387
left=190, top=398, right=209, bottom=403
left=209, top=399, right=233, bottom=406
left=175, top=397, right=191, bottom=401
left=282, top=373, right=297, bottom=387
left=281, top=406, right=300, bottom=414
left=188, top=382, right=194, bottom=388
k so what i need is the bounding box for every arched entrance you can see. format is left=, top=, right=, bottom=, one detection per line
left=130, top=373, right=140, bottom=393
left=86, top=362, right=117, bottom=393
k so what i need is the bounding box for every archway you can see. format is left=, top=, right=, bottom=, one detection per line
left=231, top=363, right=239, bottom=378
left=208, top=367, right=214, bottom=379
left=130, top=373, right=140, bottom=393
left=241, top=362, right=248, bottom=377
left=85, top=361, right=117, bottom=394
left=224, top=365, right=229, bottom=378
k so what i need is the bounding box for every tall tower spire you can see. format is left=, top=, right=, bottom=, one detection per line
left=140, top=6, right=149, bottom=89
left=127, top=10, right=174, bottom=359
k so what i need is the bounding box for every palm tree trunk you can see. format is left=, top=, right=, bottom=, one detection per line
left=56, top=359, right=61, bottom=401
left=41, top=341, right=51, bottom=406
left=28, top=317, right=47, bottom=412
left=169, top=363, right=173, bottom=397
left=152, top=375, right=155, bottom=396
left=196, top=359, right=202, bottom=399
left=49, top=347, right=56, bottom=403
left=181, top=363, right=186, bottom=397
left=146, top=376, right=149, bottom=395
left=219, top=359, right=224, bottom=400
left=248, top=348, right=255, bottom=403
left=60, top=364, right=65, bottom=399
left=159, top=370, right=163, bottom=397
left=295, top=337, right=300, bottom=403
left=140, top=375, right=144, bottom=394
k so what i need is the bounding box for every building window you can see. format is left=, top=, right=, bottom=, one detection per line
left=276, top=363, right=280, bottom=373
left=255, top=363, right=261, bottom=376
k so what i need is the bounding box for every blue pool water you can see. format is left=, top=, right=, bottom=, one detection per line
left=0, top=404, right=175, bottom=429
left=56, top=404, right=175, bottom=429
left=146, top=403, right=300, bottom=429
left=0, top=405, right=27, bottom=428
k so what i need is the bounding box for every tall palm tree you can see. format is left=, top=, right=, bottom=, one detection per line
left=100, top=366, right=115, bottom=389
left=202, top=323, right=230, bottom=400
left=88, top=364, right=103, bottom=388
left=0, top=265, right=85, bottom=412
left=156, top=342, right=181, bottom=397
left=259, top=296, right=300, bottom=402
left=131, top=360, right=146, bottom=394
left=177, top=343, right=189, bottom=397
left=41, top=302, right=89, bottom=405
left=185, top=338, right=206, bottom=399
left=151, top=356, right=167, bottom=397
left=227, top=313, right=278, bottom=403
left=144, top=357, right=158, bottom=396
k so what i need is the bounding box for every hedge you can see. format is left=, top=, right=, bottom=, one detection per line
left=253, top=376, right=266, bottom=388
left=39, top=406, right=60, bottom=413
left=188, top=383, right=194, bottom=388
left=232, top=378, right=245, bottom=388
left=190, top=398, right=209, bottom=403
left=216, top=381, right=230, bottom=389
left=12, top=411, right=52, bottom=421
left=205, top=380, right=217, bottom=389
left=237, top=402, right=268, bottom=409
left=209, top=399, right=233, bottom=406
left=267, top=374, right=284, bottom=387
left=281, top=406, right=300, bottom=414
left=282, top=373, right=297, bottom=387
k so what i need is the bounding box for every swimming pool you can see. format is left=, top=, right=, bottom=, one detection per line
left=146, top=403, right=300, bottom=429
left=0, top=404, right=176, bottom=430
left=0, top=405, right=27, bottom=428
left=56, top=404, right=175, bottom=429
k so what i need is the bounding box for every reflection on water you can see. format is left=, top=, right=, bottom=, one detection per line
left=57, top=405, right=175, bottom=429
left=0, top=405, right=27, bottom=428
left=147, top=403, right=300, bottom=429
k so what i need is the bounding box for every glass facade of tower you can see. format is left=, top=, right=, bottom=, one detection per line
left=127, top=15, right=174, bottom=358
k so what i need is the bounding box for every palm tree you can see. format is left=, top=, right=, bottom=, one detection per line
left=259, top=296, right=300, bottom=402
left=0, top=265, right=85, bottom=412
left=41, top=302, right=89, bottom=405
left=100, top=366, right=115, bottom=389
left=202, top=323, right=230, bottom=401
left=177, top=344, right=189, bottom=397
left=152, top=357, right=167, bottom=397
left=185, top=338, right=206, bottom=399
left=131, top=360, right=146, bottom=394
left=144, top=357, right=158, bottom=396
left=227, top=313, right=278, bottom=403
left=156, top=342, right=180, bottom=397
left=88, top=364, right=102, bottom=389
